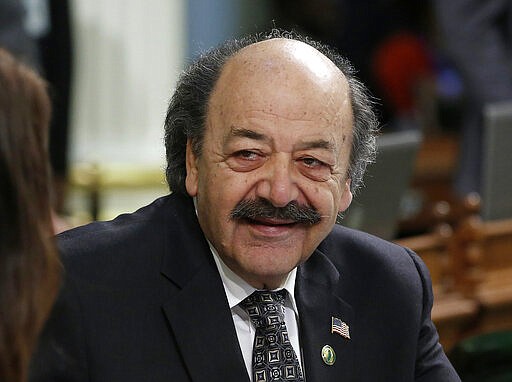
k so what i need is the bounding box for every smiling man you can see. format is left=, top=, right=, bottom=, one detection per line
left=31, top=30, right=460, bottom=381
left=187, top=39, right=354, bottom=291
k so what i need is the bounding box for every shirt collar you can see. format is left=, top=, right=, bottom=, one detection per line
left=209, top=241, right=299, bottom=315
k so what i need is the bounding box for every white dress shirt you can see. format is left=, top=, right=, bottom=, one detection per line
left=210, top=243, right=303, bottom=380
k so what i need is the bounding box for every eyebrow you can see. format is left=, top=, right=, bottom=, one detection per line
left=295, top=139, right=336, bottom=152
left=229, top=127, right=270, bottom=142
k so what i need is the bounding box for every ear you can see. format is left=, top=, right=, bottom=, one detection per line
left=338, top=178, right=353, bottom=213
left=185, top=140, right=199, bottom=197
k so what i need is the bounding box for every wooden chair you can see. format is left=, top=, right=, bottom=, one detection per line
left=451, top=195, right=512, bottom=335
left=395, top=201, right=479, bottom=351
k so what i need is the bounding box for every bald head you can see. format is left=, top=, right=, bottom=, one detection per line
left=232, top=38, right=344, bottom=86
left=210, top=38, right=352, bottom=134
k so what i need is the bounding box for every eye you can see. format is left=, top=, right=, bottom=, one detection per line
left=297, top=156, right=332, bottom=181
left=235, top=150, right=260, bottom=161
left=301, top=157, right=325, bottom=168
left=226, top=149, right=266, bottom=172
left=300, top=157, right=330, bottom=169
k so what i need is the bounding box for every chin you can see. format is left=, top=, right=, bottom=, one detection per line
left=246, top=254, right=302, bottom=275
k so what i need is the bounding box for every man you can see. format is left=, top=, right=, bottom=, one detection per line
left=31, top=30, right=460, bottom=381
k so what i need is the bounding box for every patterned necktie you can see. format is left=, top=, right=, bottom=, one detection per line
left=240, top=290, right=305, bottom=382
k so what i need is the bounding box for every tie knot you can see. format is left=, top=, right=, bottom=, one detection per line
left=240, top=290, right=287, bottom=329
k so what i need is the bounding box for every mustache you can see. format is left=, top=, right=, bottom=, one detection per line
left=230, top=198, right=321, bottom=225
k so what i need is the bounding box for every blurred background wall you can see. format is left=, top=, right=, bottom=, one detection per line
left=70, top=0, right=184, bottom=166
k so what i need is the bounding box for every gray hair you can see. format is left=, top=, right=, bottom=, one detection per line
left=164, top=29, right=379, bottom=195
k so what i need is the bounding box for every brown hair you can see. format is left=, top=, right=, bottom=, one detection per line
left=0, top=48, right=60, bottom=382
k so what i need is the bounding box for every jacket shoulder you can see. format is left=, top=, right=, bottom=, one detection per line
left=321, top=224, right=422, bottom=273
left=56, top=194, right=197, bottom=280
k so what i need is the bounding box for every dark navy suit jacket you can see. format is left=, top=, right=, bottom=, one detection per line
left=30, top=193, right=460, bottom=381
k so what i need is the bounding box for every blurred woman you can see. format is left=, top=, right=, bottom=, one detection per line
left=0, top=48, right=60, bottom=382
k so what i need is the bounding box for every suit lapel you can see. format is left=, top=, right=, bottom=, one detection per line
left=296, top=249, right=355, bottom=381
left=160, top=195, right=249, bottom=382
left=162, top=264, right=249, bottom=381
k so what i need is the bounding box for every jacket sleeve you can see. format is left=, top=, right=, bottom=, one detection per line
left=406, top=249, right=462, bottom=382
left=29, top=276, right=89, bottom=382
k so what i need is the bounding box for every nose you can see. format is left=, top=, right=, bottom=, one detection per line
left=255, top=154, right=299, bottom=208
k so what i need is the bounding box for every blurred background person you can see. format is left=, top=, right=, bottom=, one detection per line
left=0, top=47, right=60, bottom=382
left=0, top=0, right=73, bottom=214
left=433, top=0, right=512, bottom=196
left=273, top=0, right=435, bottom=132
left=0, top=0, right=40, bottom=67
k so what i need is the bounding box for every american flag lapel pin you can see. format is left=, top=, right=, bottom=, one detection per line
left=331, top=316, right=351, bottom=340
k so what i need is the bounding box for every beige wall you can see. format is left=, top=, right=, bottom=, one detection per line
left=69, top=0, right=186, bottom=166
